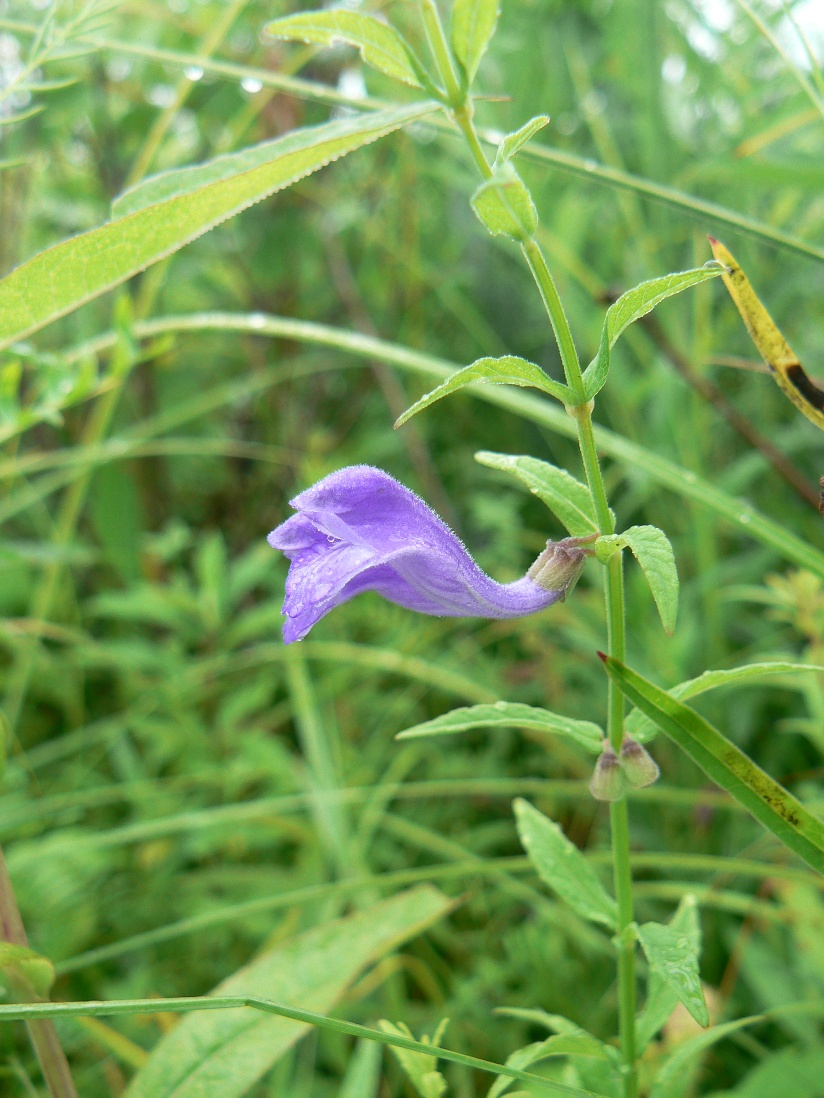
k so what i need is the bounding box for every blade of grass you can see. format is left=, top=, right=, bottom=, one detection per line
left=601, top=655, right=824, bottom=875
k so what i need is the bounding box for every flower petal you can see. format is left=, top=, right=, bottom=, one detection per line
left=268, top=466, right=573, bottom=642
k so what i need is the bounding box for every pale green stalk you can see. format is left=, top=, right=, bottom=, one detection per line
left=423, top=9, right=639, bottom=1089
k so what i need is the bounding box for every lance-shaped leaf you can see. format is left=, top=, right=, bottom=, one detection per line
left=582, top=264, right=726, bottom=399
left=471, top=163, right=538, bottom=241
left=626, top=661, right=824, bottom=744
left=599, top=656, right=824, bottom=875
left=451, top=0, right=501, bottom=82
left=396, top=701, right=603, bottom=754
left=494, top=116, right=551, bottom=167
left=637, top=895, right=702, bottom=1048
left=0, top=103, right=435, bottom=351
left=475, top=452, right=599, bottom=536
left=638, top=916, right=708, bottom=1028
left=597, top=525, right=678, bottom=635
left=514, top=799, right=617, bottom=929
left=395, top=357, right=571, bottom=427
left=124, top=886, right=452, bottom=1098
left=264, top=10, right=428, bottom=88
left=710, top=237, right=824, bottom=432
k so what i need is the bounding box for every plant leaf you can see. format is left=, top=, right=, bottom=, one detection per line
left=395, top=357, right=571, bottom=426
left=379, top=1020, right=447, bottom=1098
left=582, top=264, right=726, bottom=399
left=649, top=1018, right=756, bottom=1098
left=475, top=452, right=599, bottom=536
left=339, top=1040, right=382, bottom=1098
left=0, top=104, right=434, bottom=352
left=603, top=525, right=678, bottom=635
left=471, top=163, right=538, bottom=241
left=626, top=661, right=824, bottom=745
left=0, top=942, right=55, bottom=1000
left=638, top=917, right=708, bottom=1028
left=264, top=10, right=426, bottom=88
left=450, top=0, right=501, bottom=81
left=637, top=895, right=702, bottom=1049
left=396, top=702, right=603, bottom=754
left=487, top=1034, right=611, bottom=1098
left=710, top=237, right=824, bottom=432
left=495, top=116, right=551, bottom=167
left=123, top=886, right=452, bottom=1098
left=514, top=799, right=617, bottom=929
left=600, top=657, right=824, bottom=875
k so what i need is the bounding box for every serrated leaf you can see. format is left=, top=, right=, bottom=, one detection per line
left=514, top=799, right=617, bottom=929
left=601, top=656, right=824, bottom=875
left=638, top=917, right=708, bottom=1028
left=495, top=115, right=551, bottom=166
left=0, top=104, right=434, bottom=352
left=626, top=661, right=824, bottom=745
left=264, top=10, right=426, bottom=88
left=609, top=525, right=678, bottom=635
left=0, top=942, right=55, bottom=1000
left=450, top=0, right=501, bottom=81
left=475, top=452, right=599, bottom=536
left=396, top=702, right=603, bottom=754
left=637, top=895, right=701, bottom=1049
left=471, top=163, right=538, bottom=241
left=582, top=264, right=726, bottom=399
left=710, top=237, right=824, bottom=433
left=124, top=886, right=451, bottom=1098
left=395, top=357, right=571, bottom=426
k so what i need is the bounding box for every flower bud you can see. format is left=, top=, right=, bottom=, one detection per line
left=527, top=536, right=596, bottom=599
left=620, top=736, right=660, bottom=789
left=589, top=743, right=626, bottom=802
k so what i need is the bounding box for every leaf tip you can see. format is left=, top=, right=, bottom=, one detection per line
left=596, top=650, right=607, bottom=663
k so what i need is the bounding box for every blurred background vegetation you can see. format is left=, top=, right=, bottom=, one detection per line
left=0, top=0, right=823, bottom=1093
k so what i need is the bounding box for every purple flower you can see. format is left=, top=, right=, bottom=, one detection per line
left=268, top=465, right=591, bottom=643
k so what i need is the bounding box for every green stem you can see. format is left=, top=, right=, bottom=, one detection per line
left=418, top=0, right=463, bottom=108
left=520, top=238, right=584, bottom=399
left=443, top=97, right=638, bottom=1098
left=610, top=800, right=638, bottom=1098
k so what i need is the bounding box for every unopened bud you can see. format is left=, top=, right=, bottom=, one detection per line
left=620, top=736, right=660, bottom=789
left=527, top=535, right=597, bottom=599
left=589, top=743, right=626, bottom=802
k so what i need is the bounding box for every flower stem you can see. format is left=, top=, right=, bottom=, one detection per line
left=418, top=0, right=463, bottom=108
left=447, top=103, right=639, bottom=1098
left=0, top=849, right=78, bottom=1098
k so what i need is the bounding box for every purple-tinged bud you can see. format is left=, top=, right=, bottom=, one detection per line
left=527, top=535, right=597, bottom=600
left=589, top=742, right=626, bottom=802
left=620, top=736, right=660, bottom=789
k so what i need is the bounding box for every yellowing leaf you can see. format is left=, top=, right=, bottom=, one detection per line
left=710, top=237, right=824, bottom=432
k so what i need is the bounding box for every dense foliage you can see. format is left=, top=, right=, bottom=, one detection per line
left=0, top=0, right=823, bottom=1094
